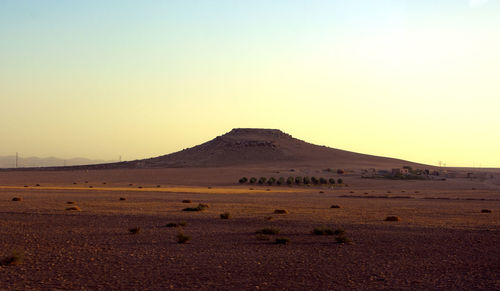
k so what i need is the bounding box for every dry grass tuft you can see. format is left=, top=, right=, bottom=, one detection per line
left=176, top=231, right=190, bottom=244
left=66, top=206, right=81, bottom=211
left=0, top=251, right=24, bottom=266
left=385, top=216, right=401, bottom=222
left=129, top=227, right=141, bottom=234
left=256, top=228, right=280, bottom=235
left=273, top=209, right=289, bottom=214
left=220, top=212, right=231, bottom=219
left=275, top=237, right=290, bottom=245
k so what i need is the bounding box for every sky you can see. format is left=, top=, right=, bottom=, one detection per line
left=1, top=0, right=499, bottom=167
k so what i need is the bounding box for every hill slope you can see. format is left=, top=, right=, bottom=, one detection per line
left=121, top=128, right=422, bottom=169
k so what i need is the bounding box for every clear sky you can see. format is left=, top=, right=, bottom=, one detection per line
left=1, top=0, right=499, bottom=167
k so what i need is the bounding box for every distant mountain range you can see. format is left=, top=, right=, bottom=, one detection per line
left=0, top=156, right=115, bottom=168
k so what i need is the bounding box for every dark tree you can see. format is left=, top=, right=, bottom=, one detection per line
left=329, top=178, right=336, bottom=184
left=337, top=178, right=343, bottom=184
left=303, top=176, right=310, bottom=184
left=258, top=177, right=267, bottom=184
left=250, top=177, right=257, bottom=184
left=286, top=177, right=294, bottom=185
left=239, top=177, right=248, bottom=184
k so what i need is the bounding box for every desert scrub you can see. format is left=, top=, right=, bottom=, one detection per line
left=119, top=197, right=126, bottom=201
left=183, top=203, right=209, bottom=212
left=182, top=199, right=192, bottom=203
left=239, top=177, right=248, bottom=184
left=313, top=226, right=334, bottom=235
left=273, top=209, right=289, bottom=214
left=275, top=237, right=290, bottom=245
left=330, top=205, right=341, bottom=209
left=0, top=251, right=24, bottom=266
left=385, top=216, right=401, bottom=221
left=66, top=206, right=81, bottom=211
left=481, top=209, right=492, bottom=213
left=66, top=201, right=75, bottom=204
left=166, top=222, right=187, bottom=228
left=176, top=231, right=190, bottom=244
left=220, top=212, right=231, bottom=219
left=11, top=197, right=22, bottom=201
left=335, top=235, right=352, bottom=244
left=129, top=227, right=141, bottom=234
left=256, top=234, right=270, bottom=241
left=256, top=228, right=280, bottom=235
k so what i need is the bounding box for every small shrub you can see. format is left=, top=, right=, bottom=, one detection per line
left=66, top=201, right=75, bottom=204
left=337, top=178, right=343, bottom=184
left=129, top=227, right=141, bottom=234
left=256, top=228, right=280, bottom=235
left=265, top=216, right=273, bottom=221
left=128, top=183, right=133, bottom=186
left=335, top=235, right=351, bottom=244
left=220, top=212, right=231, bottom=219
left=295, top=176, right=303, bottom=184
left=72, top=182, right=77, bottom=185
left=319, top=191, right=324, bottom=194
left=481, top=209, right=492, bottom=213
left=12, top=197, right=22, bottom=201
left=0, top=251, right=24, bottom=266
left=258, top=177, right=267, bottom=184
left=182, top=199, right=192, bottom=203
left=337, top=169, right=345, bottom=174
left=249, top=177, right=257, bottom=184
left=256, top=234, right=270, bottom=241
left=330, top=205, right=341, bottom=209
left=66, top=206, right=81, bottom=211
left=277, top=177, right=285, bottom=185
left=36, top=184, right=41, bottom=186
left=385, top=216, right=400, bottom=221
left=286, top=177, right=294, bottom=185
left=303, top=176, right=310, bottom=184
left=176, top=231, right=190, bottom=244
left=334, top=228, right=345, bottom=236
left=119, top=197, right=126, bottom=201
left=273, top=209, right=289, bottom=214
left=311, top=177, right=319, bottom=184
left=137, top=186, right=143, bottom=189
left=267, top=177, right=276, bottom=185
left=239, top=177, right=248, bottom=184
left=319, top=177, right=327, bottom=184
left=275, top=237, right=290, bottom=245
left=166, top=222, right=186, bottom=227
left=313, top=226, right=334, bottom=235
left=157, top=185, right=161, bottom=188
left=183, top=203, right=209, bottom=212
left=329, top=178, right=336, bottom=184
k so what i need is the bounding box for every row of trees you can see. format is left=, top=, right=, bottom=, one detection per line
left=239, top=176, right=343, bottom=186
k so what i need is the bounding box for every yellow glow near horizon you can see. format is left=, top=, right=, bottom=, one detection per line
left=1, top=1, right=499, bottom=167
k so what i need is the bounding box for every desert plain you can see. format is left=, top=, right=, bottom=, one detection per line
left=0, top=166, right=499, bottom=290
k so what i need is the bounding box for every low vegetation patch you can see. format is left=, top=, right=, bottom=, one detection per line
left=66, top=206, right=81, bottom=211
left=66, top=201, right=75, bottom=204
left=220, top=212, right=231, bottom=219
left=335, top=235, right=352, bottom=244
left=182, top=199, right=192, bottom=203
left=334, top=228, right=345, bottom=236
left=166, top=222, right=187, bottom=228
left=119, top=197, right=126, bottom=201
left=256, top=234, right=270, bottom=241
left=275, top=237, right=290, bottom=245
left=273, top=209, right=289, bottom=214
left=330, top=205, right=341, bottom=209
left=385, top=216, right=401, bottom=222
left=176, top=231, right=190, bottom=244
left=313, top=226, right=334, bottom=235
left=183, top=203, right=209, bottom=212
left=11, top=197, right=22, bottom=202
left=0, top=251, right=24, bottom=266
left=129, top=227, right=141, bottom=234
left=481, top=209, right=492, bottom=213
left=256, top=228, right=280, bottom=235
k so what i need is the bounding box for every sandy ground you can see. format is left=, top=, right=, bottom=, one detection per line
left=0, top=168, right=499, bottom=290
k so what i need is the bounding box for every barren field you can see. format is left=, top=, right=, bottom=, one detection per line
left=0, top=168, right=499, bottom=290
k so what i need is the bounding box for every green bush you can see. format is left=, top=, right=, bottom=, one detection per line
left=319, top=177, right=327, bottom=184
left=329, top=178, right=336, bottom=184
left=303, top=176, right=310, bottom=184
left=277, top=177, right=285, bottom=185
left=311, top=177, right=319, bottom=184
left=286, top=177, right=294, bottom=185
left=295, top=176, right=303, bottom=184
left=183, top=203, right=209, bottom=212
left=258, top=177, right=267, bottom=184
left=337, top=178, right=343, bottom=184
left=267, top=177, right=276, bottom=185
left=250, top=177, right=257, bottom=184
left=239, top=177, right=248, bottom=184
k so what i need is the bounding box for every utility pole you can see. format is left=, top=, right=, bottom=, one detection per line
left=119, top=155, right=122, bottom=162
left=15, top=152, right=18, bottom=168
